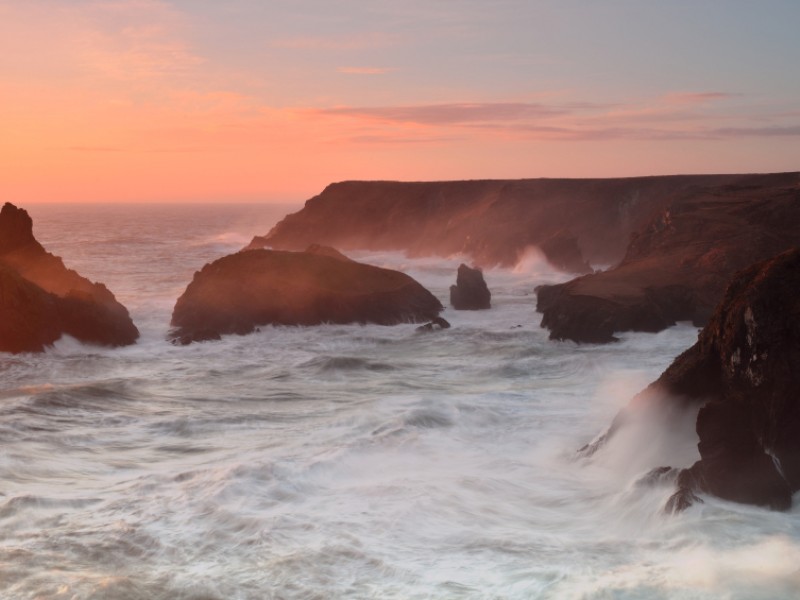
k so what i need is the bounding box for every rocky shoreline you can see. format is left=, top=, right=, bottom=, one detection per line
left=0, top=203, right=138, bottom=353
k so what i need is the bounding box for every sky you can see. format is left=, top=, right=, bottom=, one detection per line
left=1, top=0, right=799, bottom=203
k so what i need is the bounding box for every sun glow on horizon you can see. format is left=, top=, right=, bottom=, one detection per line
left=1, top=1, right=799, bottom=203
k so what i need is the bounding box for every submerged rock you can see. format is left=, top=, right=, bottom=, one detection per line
left=416, top=317, right=451, bottom=332
left=170, top=248, right=443, bottom=344
left=450, top=264, right=491, bottom=310
left=583, top=248, right=800, bottom=511
left=0, top=203, right=139, bottom=353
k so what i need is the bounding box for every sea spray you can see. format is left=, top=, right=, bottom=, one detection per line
left=0, top=204, right=797, bottom=599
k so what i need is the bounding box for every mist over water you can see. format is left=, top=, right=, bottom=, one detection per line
left=2, top=204, right=799, bottom=599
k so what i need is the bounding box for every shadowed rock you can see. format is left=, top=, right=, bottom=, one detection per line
left=0, top=203, right=139, bottom=353
left=170, top=249, right=444, bottom=344
left=583, top=248, right=800, bottom=511
left=250, top=175, right=796, bottom=270
left=538, top=175, right=800, bottom=342
left=416, top=316, right=451, bottom=332
left=450, top=264, right=491, bottom=310
left=303, top=244, right=352, bottom=262
left=538, top=230, right=592, bottom=274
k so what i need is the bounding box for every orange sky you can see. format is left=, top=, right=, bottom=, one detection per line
left=2, top=1, right=799, bottom=203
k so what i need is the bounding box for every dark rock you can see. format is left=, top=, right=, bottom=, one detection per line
left=537, top=176, right=800, bottom=343
left=302, top=244, right=352, bottom=262
left=0, top=265, right=62, bottom=353
left=170, top=249, right=443, bottom=344
left=416, top=317, right=451, bottom=332
left=0, top=203, right=138, bottom=353
left=665, top=485, right=704, bottom=514
left=450, top=264, right=491, bottom=310
left=0, top=202, right=43, bottom=255
left=538, top=229, right=592, bottom=274
left=256, top=175, right=799, bottom=268
left=635, top=466, right=679, bottom=487
left=585, top=248, right=800, bottom=511
left=244, top=235, right=269, bottom=251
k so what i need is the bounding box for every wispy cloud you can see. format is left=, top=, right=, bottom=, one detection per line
left=336, top=67, right=395, bottom=75
left=305, top=94, right=800, bottom=144
left=316, top=102, right=573, bottom=125
left=72, top=2, right=204, bottom=83
left=662, top=91, right=737, bottom=105
left=69, top=145, right=125, bottom=152
left=269, top=31, right=399, bottom=51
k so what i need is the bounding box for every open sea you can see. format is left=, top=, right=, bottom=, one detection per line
left=1, top=203, right=798, bottom=599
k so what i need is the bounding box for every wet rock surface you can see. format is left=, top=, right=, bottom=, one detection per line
left=537, top=174, right=800, bottom=342
left=585, top=248, right=800, bottom=511
left=450, top=264, right=491, bottom=310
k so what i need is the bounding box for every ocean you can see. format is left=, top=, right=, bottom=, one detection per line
left=1, top=203, right=798, bottom=599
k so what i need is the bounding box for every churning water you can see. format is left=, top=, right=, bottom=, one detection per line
left=1, top=203, right=798, bottom=599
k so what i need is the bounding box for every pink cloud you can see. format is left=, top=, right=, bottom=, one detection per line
left=316, top=102, right=572, bottom=125
left=269, top=32, right=400, bottom=51
left=336, top=67, right=395, bottom=75
left=663, top=91, right=737, bottom=105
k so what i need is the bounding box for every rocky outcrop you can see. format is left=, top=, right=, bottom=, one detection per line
left=585, top=249, right=800, bottom=511
left=302, top=244, right=352, bottom=262
left=537, top=175, right=800, bottom=342
left=170, top=248, right=444, bottom=344
left=450, top=264, right=491, bottom=310
left=416, top=317, right=451, bottom=332
left=250, top=175, right=797, bottom=270
left=0, top=203, right=139, bottom=353
left=0, top=265, right=62, bottom=353
left=538, top=230, right=592, bottom=274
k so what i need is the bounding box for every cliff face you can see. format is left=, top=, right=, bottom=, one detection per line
left=537, top=174, right=800, bottom=342
left=0, top=202, right=139, bottom=353
left=586, top=249, right=800, bottom=511
left=252, top=175, right=787, bottom=270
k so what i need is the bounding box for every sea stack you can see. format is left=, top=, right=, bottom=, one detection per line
left=170, top=247, right=444, bottom=344
left=585, top=248, right=800, bottom=511
left=0, top=202, right=139, bottom=353
left=450, top=264, right=491, bottom=310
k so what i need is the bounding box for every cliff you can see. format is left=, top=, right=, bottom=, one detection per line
left=584, top=248, right=800, bottom=511
left=537, top=173, right=800, bottom=342
left=249, top=175, right=793, bottom=270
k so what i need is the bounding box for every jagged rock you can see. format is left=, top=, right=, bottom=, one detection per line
left=0, top=203, right=138, bottom=353
left=170, top=249, right=443, bottom=344
left=583, top=248, right=800, bottom=511
left=537, top=177, right=800, bottom=343
left=416, top=317, right=451, bottom=332
left=450, top=264, right=491, bottom=310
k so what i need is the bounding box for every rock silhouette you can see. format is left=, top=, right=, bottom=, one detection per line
left=248, top=175, right=790, bottom=270
left=583, top=248, right=800, bottom=511
left=450, top=264, right=491, bottom=310
left=170, top=248, right=443, bottom=344
left=537, top=174, right=800, bottom=342
left=0, top=202, right=139, bottom=353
